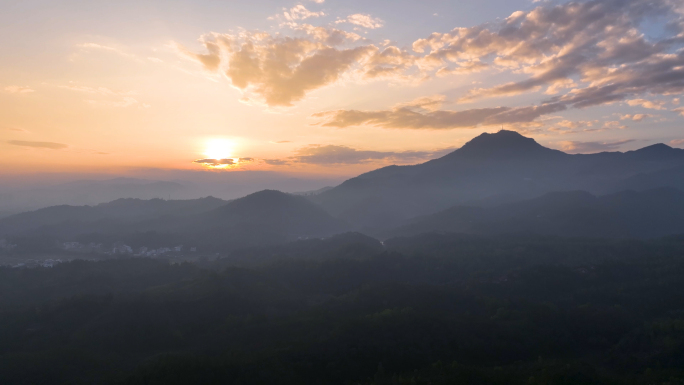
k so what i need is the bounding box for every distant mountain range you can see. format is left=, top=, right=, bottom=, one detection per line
left=387, top=187, right=684, bottom=239
left=3, top=130, right=684, bottom=251
left=311, top=130, right=684, bottom=230
left=0, top=190, right=348, bottom=251
left=0, top=174, right=342, bottom=218
left=0, top=196, right=228, bottom=236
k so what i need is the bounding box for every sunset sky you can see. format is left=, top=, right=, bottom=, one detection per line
left=2, top=0, right=684, bottom=178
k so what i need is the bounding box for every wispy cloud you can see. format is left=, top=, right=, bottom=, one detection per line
left=312, top=95, right=566, bottom=129
left=57, top=84, right=136, bottom=96
left=77, top=43, right=138, bottom=60
left=8, top=140, right=68, bottom=150
left=4, top=86, right=34, bottom=94
left=670, top=139, right=684, bottom=147
left=557, top=139, right=635, bottom=154
left=266, top=144, right=455, bottom=166
left=52, top=83, right=147, bottom=108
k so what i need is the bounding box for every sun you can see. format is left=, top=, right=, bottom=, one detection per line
left=204, top=139, right=234, bottom=159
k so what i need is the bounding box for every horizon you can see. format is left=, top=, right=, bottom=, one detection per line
left=0, top=129, right=679, bottom=184
left=3, top=0, right=684, bottom=180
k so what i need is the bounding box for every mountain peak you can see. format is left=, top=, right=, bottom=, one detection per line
left=447, top=130, right=564, bottom=160
left=627, top=143, right=683, bottom=160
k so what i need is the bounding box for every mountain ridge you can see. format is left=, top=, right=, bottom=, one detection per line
left=311, top=130, right=684, bottom=230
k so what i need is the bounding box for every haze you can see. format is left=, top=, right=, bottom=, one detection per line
left=3, top=1, right=684, bottom=384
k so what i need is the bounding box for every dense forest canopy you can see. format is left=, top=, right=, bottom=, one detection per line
left=2, top=234, right=684, bottom=384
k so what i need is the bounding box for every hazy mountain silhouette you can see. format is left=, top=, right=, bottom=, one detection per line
left=388, top=187, right=684, bottom=239
left=0, top=197, right=227, bottom=237
left=110, top=190, right=347, bottom=250
left=312, top=130, right=684, bottom=230
left=184, top=190, right=349, bottom=248
left=0, top=190, right=348, bottom=251
left=5, top=131, right=684, bottom=249
left=0, top=178, right=190, bottom=218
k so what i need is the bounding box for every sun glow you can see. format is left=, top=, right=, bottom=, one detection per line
left=204, top=139, right=235, bottom=160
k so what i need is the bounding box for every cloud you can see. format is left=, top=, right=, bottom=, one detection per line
left=180, top=0, right=684, bottom=112
left=57, top=84, right=136, bottom=96
left=193, top=157, right=257, bottom=168
left=673, top=107, right=684, bottom=116
left=670, top=139, right=684, bottom=147
left=4, top=86, right=34, bottom=94
left=264, top=158, right=291, bottom=165
left=436, top=60, right=489, bottom=77
left=77, top=43, right=138, bottom=60
left=7, top=127, right=30, bottom=133
left=54, top=83, right=147, bottom=108
left=283, top=5, right=324, bottom=21
left=8, top=140, right=68, bottom=150
left=363, top=46, right=417, bottom=80
left=176, top=30, right=384, bottom=106
left=312, top=95, right=566, bottom=129
left=557, top=139, right=635, bottom=154
left=268, top=144, right=455, bottom=165
left=411, top=0, right=684, bottom=109
left=193, top=158, right=235, bottom=166
left=273, top=140, right=292, bottom=143
left=619, top=113, right=653, bottom=122
left=548, top=118, right=629, bottom=134
left=336, top=14, right=384, bottom=29
left=626, top=99, right=667, bottom=110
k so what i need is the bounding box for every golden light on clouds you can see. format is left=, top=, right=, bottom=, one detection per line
left=193, top=138, right=254, bottom=169
left=2, top=0, right=684, bottom=176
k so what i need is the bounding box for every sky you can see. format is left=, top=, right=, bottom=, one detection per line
left=2, top=0, right=684, bottom=180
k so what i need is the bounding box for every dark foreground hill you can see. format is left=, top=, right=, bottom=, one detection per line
left=2, top=234, right=684, bottom=384
left=388, top=187, right=684, bottom=239
left=312, top=130, right=684, bottom=230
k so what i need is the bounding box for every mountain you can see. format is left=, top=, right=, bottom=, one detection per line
left=388, top=187, right=684, bottom=239
left=0, top=196, right=227, bottom=237
left=0, top=190, right=349, bottom=252
left=0, top=178, right=191, bottom=217
left=611, top=166, right=684, bottom=192
left=185, top=190, right=349, bottom=248
left=311, top=130, right=684, bottom=230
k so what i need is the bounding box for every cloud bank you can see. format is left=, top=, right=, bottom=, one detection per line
left=312, top=95, right=566, bottom=129
left=265, top=144, right=455, bottom=165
